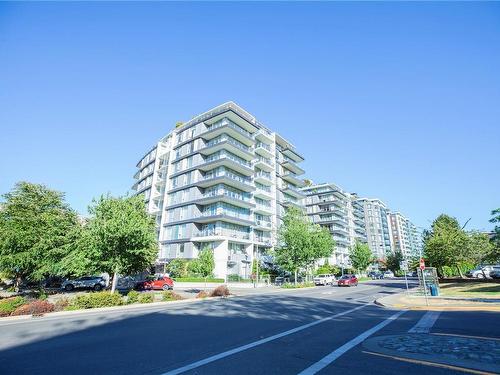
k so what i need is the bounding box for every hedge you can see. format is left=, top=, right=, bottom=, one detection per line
left=68, top=292, right=124, bottom=309
left=173, top=277, right=224, bottom=283
left=0, top=297, right=26, bottom=317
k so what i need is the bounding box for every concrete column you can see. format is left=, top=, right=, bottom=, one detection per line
left=213, top=240, right=229, bottom=281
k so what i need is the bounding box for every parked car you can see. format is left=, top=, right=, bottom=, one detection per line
left=135, top=275, right=174, bottom=291
left=490, top=267, right=500, bottom=279
left=337, top=274, right=358, bottom=287
left=383, top=271, right=395, bottom=279
left=61, top=276, right=106, bottom=292
left=466, top=265, right=500, bottom=279
left=313, top=274, right=336, bottom=286
left=368, top=271, right=383, bottom=280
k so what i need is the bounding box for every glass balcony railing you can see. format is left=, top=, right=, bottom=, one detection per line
left=203, top=170, right=253, bottom=185
left=205, top=151, right=252, bottom=169
left=195, top=229, right=250, bottom=240
left=205, top=135, right=252, bottom=153
left=255, top=155, right=273, bottom=167
left=255, top=171, right=272, bottom=180
left=255, top=219, right=272, bottom=228
left=255, top=142, right=271, bottom=151
left=202, top=189, right=252, bottom=203
left=201, top=207, right=251, bottom=221
left=206, top=118, right=252, bottom=138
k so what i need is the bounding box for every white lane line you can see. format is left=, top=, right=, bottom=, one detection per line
left=297, top=310, right=406, bottom=375
left=408, top=311, right=441, bottom=333
left=161, top=304, right=369, bottom=375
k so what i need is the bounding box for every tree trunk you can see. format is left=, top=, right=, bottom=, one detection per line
left=456, top=264, right=465, bottom=279
left=294, top=269, right=298, bottom=287
left=111, top=270, right=118, bottom=293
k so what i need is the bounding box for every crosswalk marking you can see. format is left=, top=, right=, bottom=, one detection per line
left=408, top=311, right=441, bottom=333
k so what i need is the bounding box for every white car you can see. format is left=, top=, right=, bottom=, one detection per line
left=466, top=265, right=500, bottom=278
left=313, top=274, right=336, bottom=286
left=383, top=271, right=395, bottom=279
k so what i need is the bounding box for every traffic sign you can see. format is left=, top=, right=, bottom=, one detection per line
left=419, top=258, right=425, bottom=270
left=400, top=261, right=408, bottom=271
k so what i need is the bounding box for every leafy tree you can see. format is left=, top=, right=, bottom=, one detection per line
left=76, top=195, right=158, bottom=292
left=348, top=241, right=374, bottom=273
left=275, top=207, right=334, bottom=284
left=488, top=208, right=500, bottom=262
left=187, top=248, right=215, bottom=278
left=315, top=259, right=340, bottom=276
left=0, top=182, right=81, bottom=289
left=166, top=259, right=189, bottom=278
left=424, top=214, right=491, bottom=277
left=386, top=250, right=404, bottom=272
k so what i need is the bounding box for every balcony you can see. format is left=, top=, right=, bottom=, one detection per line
left=197, top=171, right=255, bottom=192
left=282, top=172, right=305, bottom=187
left=254, top=203, right=273, bottom=215
left=254, top=141, right=273, bottom=158
left=254, top=236, right=272, bottom=247
left=198, top=152, right=254, bottom=177
left=281, top=183, right=306, bottom=199
left=254, top=171, right=273, bottom=186
left=193, top=229, right=251, bottom=242
left=254, top=219, right=272, bottom=231
left=201, top=118, right=254, bottom=146
left=254, top=155, right=274, bottom=172
left=195, top=208, right=253, bottom=226
left=254, top=185, right=273, bottom=200
left=281, top=198, right=302, bottom=210
left=281, top=146, right=304, bottom=163
left=199, top=135, right=254, bottom=161
left=197, top=190, right=255, bottom=209
left=280, top=156, right=305, bottom=176
left=253, top=128, right=273, bottom=144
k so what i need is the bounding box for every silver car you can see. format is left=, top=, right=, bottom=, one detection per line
left=61, top=276, right=106, bottom=292
left=466, top=265, right=500, bottom=279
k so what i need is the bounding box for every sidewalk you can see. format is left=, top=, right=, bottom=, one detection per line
left=376, top=291, right=500, bottom=311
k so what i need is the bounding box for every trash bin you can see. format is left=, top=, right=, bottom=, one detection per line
left=429, top=284, right=439, bottom=296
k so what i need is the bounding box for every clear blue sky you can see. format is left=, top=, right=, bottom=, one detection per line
left=1, top=2, right=499, bottom=231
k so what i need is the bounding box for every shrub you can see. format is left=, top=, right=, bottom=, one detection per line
left=196, top=291, right=208, bottom=299
left=0, top=296, right=26, bottom=317
left=11, top=300, right=55, bottom=316
left=162, top=291, right=183, bottom=301
left=138, top=293, right=154, bottom=304
left=210, top=285, right=230, bottom=297
left=54, top=298, right=70, bottom=312
left=69, top=292, right=124, bottom=310
left=173, top=277, right=224, bottom=283
left=282, top=282, right=315, bottom=289
left=127, top=290, right=140, bottom=304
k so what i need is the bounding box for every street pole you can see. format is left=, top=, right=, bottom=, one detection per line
left=422, top=269, right=429, bottom=306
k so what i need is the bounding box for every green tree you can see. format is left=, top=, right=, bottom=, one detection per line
left=166, top=259, right=189, bottom=278
left=386, top=250, right=404, bottom=272
left=77, top=195, right=158, bottom=292
left=275, top=207, right=334, bottom=284
left=489, top=208, right=500, bottom=262
left=0, top=182, right=81, bottom=289
left=187, top=248, right=215, bottom=278
left=348, top=241, right=374, bottom=273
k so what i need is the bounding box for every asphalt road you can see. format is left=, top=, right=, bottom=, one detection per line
left=0, top=280, right=498, bottom=375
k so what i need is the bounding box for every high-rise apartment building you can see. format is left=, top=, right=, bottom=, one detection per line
left=133, top=102, right=305, bottom=280
left=388, top=212, right=423, bottom=259
left=358, top=198, right=392, bottom=260
left=302, top=183, right=367, bottom=267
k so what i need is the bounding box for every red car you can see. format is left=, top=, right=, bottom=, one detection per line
left=337, top=274, right=358, bottom=287
left=135, top=275, right=174, bottom=291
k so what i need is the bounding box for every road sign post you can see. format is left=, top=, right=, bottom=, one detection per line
left=420, top=258, right=429, bottom=306
left=400, top=260, right=409, bottom=295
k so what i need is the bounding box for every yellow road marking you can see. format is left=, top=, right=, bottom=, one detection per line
left=362, top=350, right=496, bottom=375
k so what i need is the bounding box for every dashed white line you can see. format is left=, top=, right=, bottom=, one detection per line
left=297, top=310, right=406, bottom=375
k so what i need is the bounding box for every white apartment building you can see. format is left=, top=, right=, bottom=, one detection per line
left=302, top=183, right=367, bottom=267
left=133, top=102, right=305, bottom=280
left=388, top=212, right=423, bottom=259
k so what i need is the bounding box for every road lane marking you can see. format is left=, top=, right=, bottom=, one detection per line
left=160, top=304, right=369, bottom=375
left=362, top=351, right=496, bottom=375
left=297, top=310, right=406, bottom=375
left=408, top=311, right=441, bottom=333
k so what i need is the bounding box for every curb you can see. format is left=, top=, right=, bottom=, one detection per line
left=375, top=293, right=500, bottom=312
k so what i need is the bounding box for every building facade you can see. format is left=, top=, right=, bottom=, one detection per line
left=133, top=102, right=305, bottom=280
left=358, top=198, right=392, bottom=261
left=302, top=183, right=367, bottom=267
left=388, top=212, right=423, bottom=259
